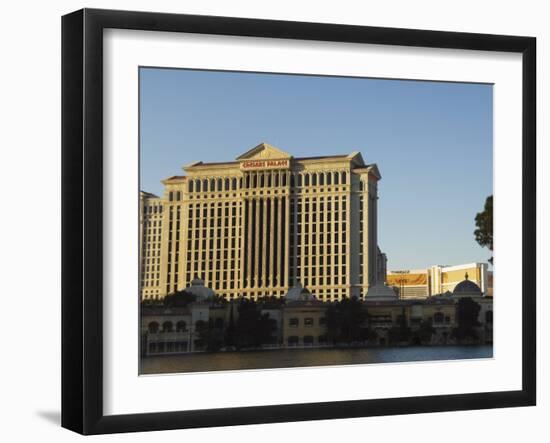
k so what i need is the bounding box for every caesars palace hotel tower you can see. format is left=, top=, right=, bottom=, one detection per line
left=140, top=143, right=387, bottom=302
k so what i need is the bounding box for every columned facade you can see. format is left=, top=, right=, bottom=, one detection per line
left=141, top=143, right=384, bottom=301
left=140, top=191, right=164, bottom=299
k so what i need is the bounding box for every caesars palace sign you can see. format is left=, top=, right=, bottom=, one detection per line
left=240, top=159, right=290, bottom=171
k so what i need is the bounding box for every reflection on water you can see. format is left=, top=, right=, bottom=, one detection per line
left=140, top=345, right=493, bottom=374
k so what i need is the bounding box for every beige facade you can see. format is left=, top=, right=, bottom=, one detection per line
left=140, top=192, right=164, bottom=299
left=282, top=303, right=329, bottom=347
left=140, top=143, right=385, bottom=301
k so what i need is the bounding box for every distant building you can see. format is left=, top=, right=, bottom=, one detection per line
left=140, top=142, right=388, bottom=301
left=387, top=262, right=493, bottom=299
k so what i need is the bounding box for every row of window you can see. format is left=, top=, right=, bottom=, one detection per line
left=185, top=171, right=350, bottom=194
left=287, top=335, right=327, bottom=345
left=147, top=319, right=225, bottom=333
left=164, top=174, right=371, bottom=203
left=288, top=317, right=326, bottom=327
left=143, top=205, right=163, bottom=214
left=141, top=280, right=160, bottom=287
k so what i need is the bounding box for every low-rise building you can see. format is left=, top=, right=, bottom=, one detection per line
left=281, top=285, right=328, bottom=347
left=140, top=275, right=493, bottom=355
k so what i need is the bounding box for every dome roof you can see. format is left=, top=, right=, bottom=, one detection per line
left=190, top=277, right=205, bottom=286
left=187, top=277, right=216, bottom=302
left=365, top=282, right=398, bottom=301
left=285, top=283, right=317, bottom=302
left=453, top=273, right=482, bottom=295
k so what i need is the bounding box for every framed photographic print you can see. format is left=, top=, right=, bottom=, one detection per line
left=61, top=8, right=536, bottom=435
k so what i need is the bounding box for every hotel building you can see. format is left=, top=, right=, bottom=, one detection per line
left=386, top=262, right=493, bottom=299
left=140, top=143, right=386, bottom=301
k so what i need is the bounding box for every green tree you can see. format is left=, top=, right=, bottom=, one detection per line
left=474, top=195, right=493, bottom=264
left=325, top=303, right=340, bottom=345
left=224, top=302, right=236, bottom=348
left=417, top=320, right=436, bottom=344
left=234, top=299, right=274, bottom=349
left=163, top=290, right=196, bottom=307
left=388, top=308, right=412, bottom=345
left=453, top=297, right=481, bottom=342
left=326, top=297, right=368, bottom=344
left=193, top=318, right=225, bottom=352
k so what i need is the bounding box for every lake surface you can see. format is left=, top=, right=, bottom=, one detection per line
left=140, top=345, right=493, bottom=374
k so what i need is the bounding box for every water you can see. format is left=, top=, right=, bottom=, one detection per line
left=140, top=345, right=493, bottom=374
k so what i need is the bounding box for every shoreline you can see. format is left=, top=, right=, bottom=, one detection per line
left=140, top=344, right=493, bottom=375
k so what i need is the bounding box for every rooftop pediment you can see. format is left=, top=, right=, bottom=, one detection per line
left=236, top=142, right=291, bottom=160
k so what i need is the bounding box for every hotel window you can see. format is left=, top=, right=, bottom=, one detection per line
left=176, top=321, right=187, bottom=332
left=288, top=336, right=299, bottom=345
left=289, top=318, right=299, bottom=327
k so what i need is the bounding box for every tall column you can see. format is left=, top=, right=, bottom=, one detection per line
left=276, top=196, right=283, bottom=288
left=314, top=197, right=320, bottom=294
left=345, top=171, right=351, bottom=294
left=254, top=198, right=260, bottom=290
left=269, top=197, right=275, bottom=288
left=180, top=201, right=189, bottom=291
left=221, top=198, right=228, bottom=295
left=299, top=192, right=306, bottom=287
left=264, top=199, right=269, bottom=287
left=247, top=198, right=253, bottom=288
left=284, top=193, right=290, bottom=289
left=237, top=199, right=243, bottom=295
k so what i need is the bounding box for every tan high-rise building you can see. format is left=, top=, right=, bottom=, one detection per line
left=140, top=191, right=164, bottom=298
left=140, top=143, right=385, bottom=301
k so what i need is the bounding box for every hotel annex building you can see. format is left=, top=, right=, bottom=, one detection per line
left=140, top=143, right=387, bottom=301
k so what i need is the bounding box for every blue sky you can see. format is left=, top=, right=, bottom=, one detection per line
left=140, top=68, right=493, bottom=270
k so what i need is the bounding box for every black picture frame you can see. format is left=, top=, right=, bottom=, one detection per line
left=62, top=8, right=536, bottom=435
